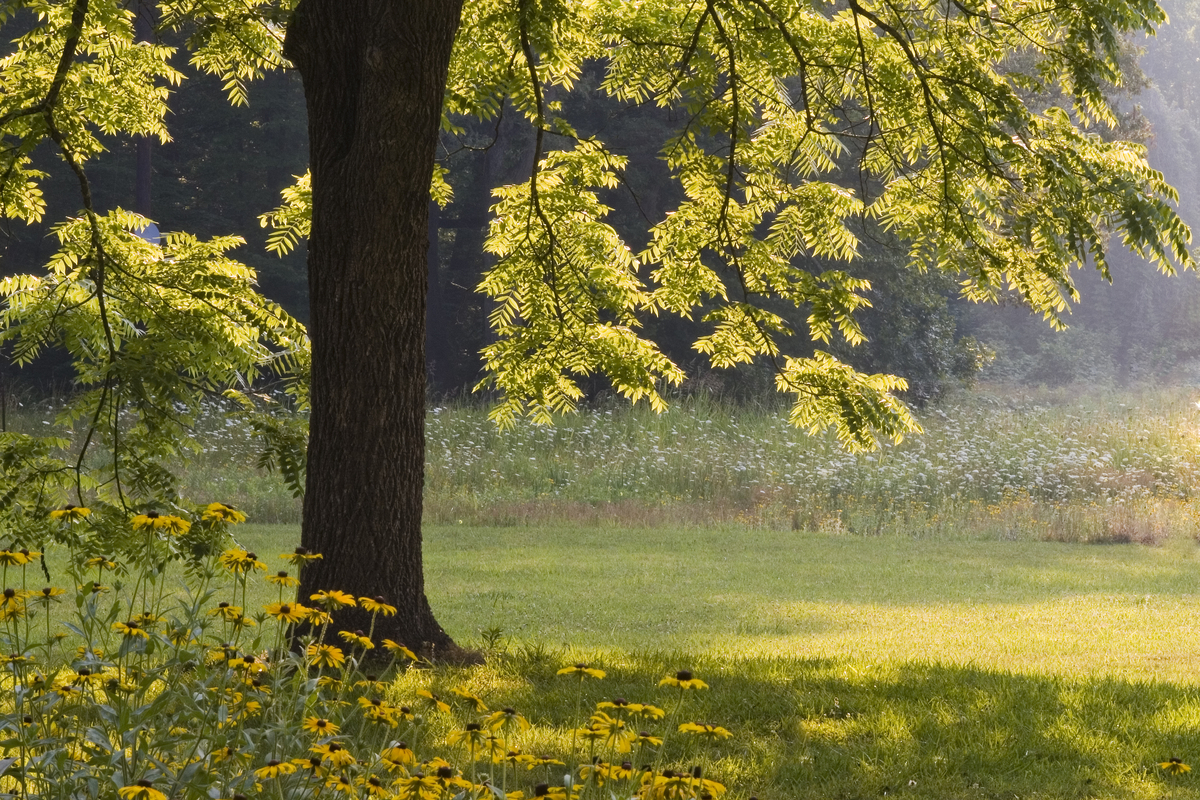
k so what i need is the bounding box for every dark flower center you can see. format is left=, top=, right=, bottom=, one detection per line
left=504, top=707, right=516, bottom=714
left=466, top=723, right=481, bottom=731
left=295, top=547, right=308, bottom=555
left=268, top=760, right=280, bottom=767
left=437, top=767, right=453, bottom=779
left=137, top=780, right=153, bottom=788
left=146, top=512, right=159, bottom=519
left=280, top=604, right=291, bottom=613
left=675, top=670, right=693, bottom=681
left=277, top=571, right=289, bottom=578
left=534, top=784, right=550, bottom=796
left=219, top=602, right=230, bottom=608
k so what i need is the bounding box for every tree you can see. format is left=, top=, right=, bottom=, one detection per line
left=0, top=0, right=1193, bottom=651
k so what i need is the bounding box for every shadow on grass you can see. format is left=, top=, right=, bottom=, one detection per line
left=403, top=650, right=1200, bottom=800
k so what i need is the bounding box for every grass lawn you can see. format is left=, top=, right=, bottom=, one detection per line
left=226, top=523, right=1200, bottom=800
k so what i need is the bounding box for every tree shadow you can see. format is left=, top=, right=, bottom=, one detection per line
left=435, top=650, right=1200, bottom=800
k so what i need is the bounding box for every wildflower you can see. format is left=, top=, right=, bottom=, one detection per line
left=50, top=505, right=90, bottom=522
left=383, top=640, right=418, bottom=660
left=557, top=662, right=606, bottom=679
left=678, top=722, right=733, bottom=741
left=302, top=717, right=340, bottom=735
left=0, top=551, right=32, bottom=567
left=118, top=781, right=167, bottom=800
left=417, top=689, right=450, bottom=712
left=202, top=502, right=247, bottom=524
left=255, top=760, right=298, bottom=779
left=283, top=547, right=324, bottom=566
left=360, top=595, right=397, bottom=616
left=580, top=762, right=612, bottom=785
left=208, top=602, right=244, bottom=621
left=83, top=556, right=117, bottom=571
left=610, top=762, right=635, bottom=781
left=310, top=590, right=356, bottom=610
left=634, top=731, right=663, bottom=747
left=482, top=733, right=507, bottom=763
left=1161, top=758, right=1192, bottom=775
left=132, top=512, right=191, bottom=535
left=33, top=586, right=65, bottom=604
left=267, top=570, right=299, bottom=588
left=392, top=772, right=442, bottom=800
left=359, top=775, right=393, bottom=797
left=326, top=775, right=356, bottom=795
left=292, top=756, right=329, bottom=777
left=311, top=742, right=356, bottom=769
left=628, top=702, right=665, bottom=719
left=658, top=670, right=707, bottom=690
left=339, top=629, right=375, bottom=649
left=306, top=643, right=346, bottom=669
left=590, top=712, right=637, bottom=752
left=524, top=755, right=565, bottom=770
left=450, top=687, right=487, bottom=712
left=486, top=707, right=531, bottom=732
left=308, top=608, right=334, bottom=626
left=0, top=588, right=27, bottom=619
left=446, top=722, right=489, bottom=755
left=265, top=602, right=310, bottom=624
left=381, top=742, right=417, bottom=769
left=112, top=620, right=148, bottom=639
left=218, top=548, right=266, bottom=574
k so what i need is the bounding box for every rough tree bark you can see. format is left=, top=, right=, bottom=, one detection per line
left=283, top=0, right=465, bottom=653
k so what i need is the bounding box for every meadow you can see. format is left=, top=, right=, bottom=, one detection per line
left=10, top=384, right=1200, bottom=800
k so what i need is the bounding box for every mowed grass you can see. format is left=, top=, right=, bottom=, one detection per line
left=221, top=523, right=1200, bottom=800
left=236, top=523, right=1200, bottom=682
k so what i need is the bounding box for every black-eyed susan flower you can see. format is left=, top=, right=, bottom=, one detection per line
left=590, top=712, right=638, bottom=752
left=338, top=629, right=375, bottom=649
left=482, top=732, right=507, bottom=763
left=202, top=502, right=247, bottom=524
left=282, top=547, right=324, bottom=566
left=658, top=670, right=707, bottom=690
left=358, top=775, right=393, bottom=798
left=132, top=512, right=191, bottom=535
left=265, top=602, right=310, bottom=624
left=255, top=760, right=298, bottom=779
left=557, top=662, right=605, bottom=679
left=32, top=586, right=65, bottom=604
left=306, top=643, right=346, bottom=669
left=678, top=721, right=733, bottom=741
left=628, top=702, right=665, bottom=719
left=118, top=781, right=167, bottom=800
left=208, top=602, right=244, bottom=621
left=326, top=774, right=356, bottom=795
left=383, top=639, right=418, bottom=660
left=0, top=551, right=32, bottom=567
left=634, top=731, right=663, bottom=748
left=446, top=722, right=489, bottom=757
left=83, top=556, right=118, bottom=571
left=610, top=762, right=635, bottom=781
left=450, top=687, right=487, bottom=712
left=266, top=570, right=299, bottom=588
left=310, top=589, right=356, bottom=610
left=360, top=595, right=397, bottom=616
left=485, top=706, right=531, bottom=732
left=292, top=755, right=329, bottom=778
left=381, top=742, right=417, bottom=770
left=311, top=742, right=356, bottom=769
left=50, top=505, right=90, bottom=522
left=302, top=716, right=340, bottom=735
left=218, top=548, right=267, bottom=574
left=113, top=620, right=149, bottom=639
left=392, top=772, right=442, bottom=800
left=1161, top=758, right=1192, bottom=775
left=579, top=761, right=612, bottom=785
left=416, top=689, right=450, bottom=713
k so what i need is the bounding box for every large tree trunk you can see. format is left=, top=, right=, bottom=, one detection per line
left=284, top=0, right=464, bottom=654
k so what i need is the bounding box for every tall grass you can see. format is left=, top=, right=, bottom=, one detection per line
left=10, top=384, right=1200, bottom=539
